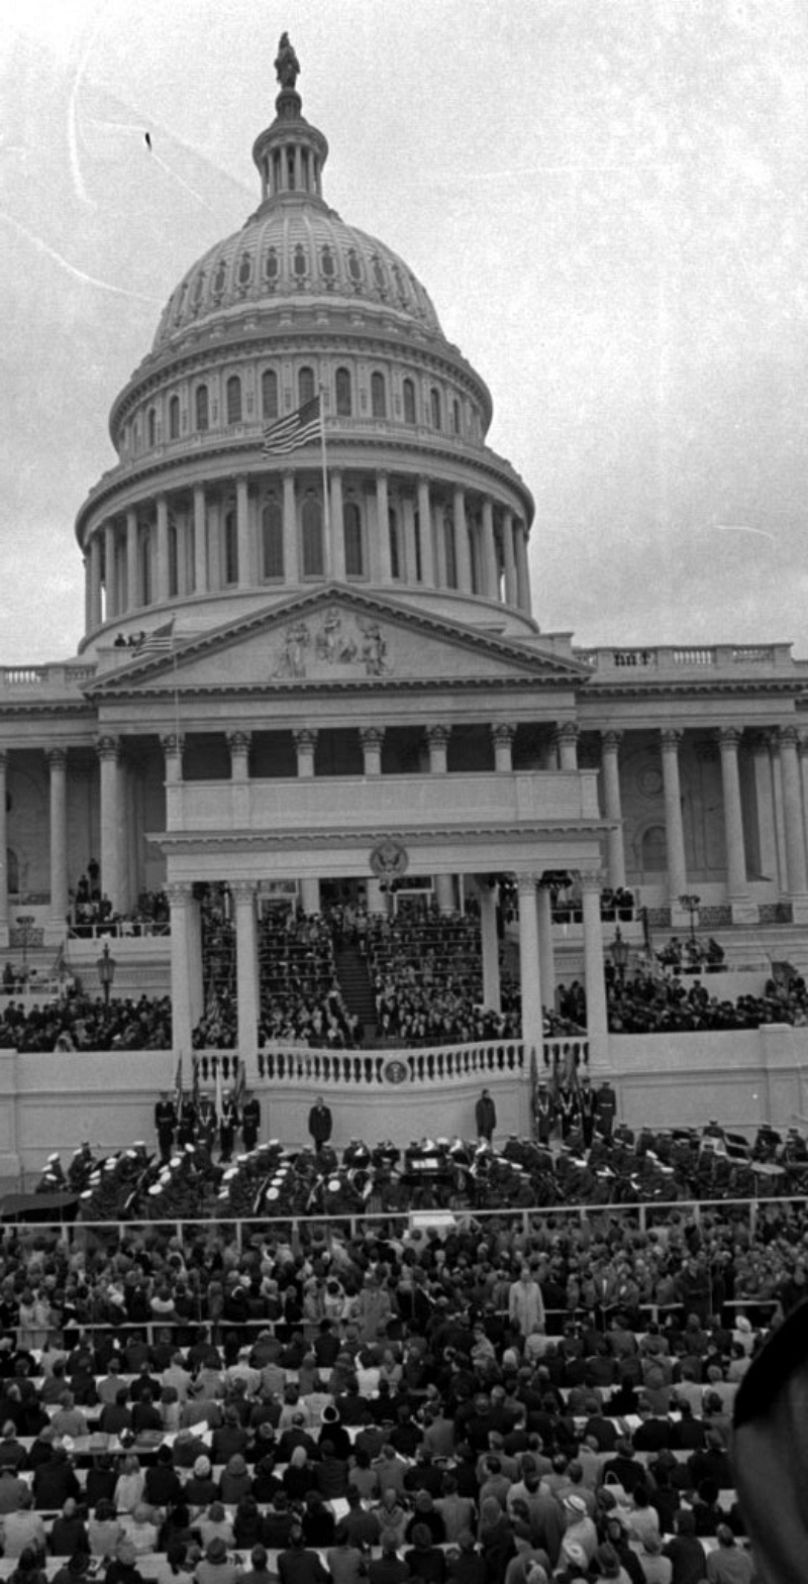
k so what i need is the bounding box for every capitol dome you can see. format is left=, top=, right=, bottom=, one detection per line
left=152, top=204, right=447, bottom=354
left=76, top=35, right=536, bottom=652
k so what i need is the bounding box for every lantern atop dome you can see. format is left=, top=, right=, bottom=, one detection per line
left=252, top=32, right=328, bottom=207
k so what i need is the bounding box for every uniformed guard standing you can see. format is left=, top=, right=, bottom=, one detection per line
left=534, top=1080, right=553, bottom=1144
left=578, top=1075, right=596, bottom=1148
left=219, top=1091, right=237, bottom=1162
left=241, top=1091, right=260, bottom=1151
left=154, top=1093, right=177, bottom=1163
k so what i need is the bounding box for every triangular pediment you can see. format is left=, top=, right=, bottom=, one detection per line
left=88, top=587, right=588, bottom=698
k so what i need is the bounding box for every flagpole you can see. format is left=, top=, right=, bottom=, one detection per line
left=319, top=383, right=332, bottom=579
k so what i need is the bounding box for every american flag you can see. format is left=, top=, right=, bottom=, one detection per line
left=262, top=395, right=322, bottom=454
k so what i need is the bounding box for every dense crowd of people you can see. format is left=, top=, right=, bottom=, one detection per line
left=604, top=969, right=808, bottom=1035
left=367, top=915, right=520, bottom=1047
left=0, top=997, right=173, bottom=1054
left=0, top=1177, right=776, bottom=1582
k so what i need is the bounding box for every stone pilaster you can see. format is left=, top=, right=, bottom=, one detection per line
left=47, top=748, right=69, bottom=932
left=359, top=727, right=384, bottom=777
left=426, top=725, right=451, bottom=775
left=491, top=723, right=516, bottom=774
left=293, top=729, right=318, bottom=778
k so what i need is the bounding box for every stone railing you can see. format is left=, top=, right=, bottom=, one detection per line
left=576, top=644, right=785, bottom=673
left=0, top=664, right=95, bottom=691
left=252, top=1040, right=526, bottom=1087
left=192, top=1037, right=590, bottom=1089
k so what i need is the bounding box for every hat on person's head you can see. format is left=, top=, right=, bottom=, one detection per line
left=68, top=1556, right=90, bottom=1577
left=643, top=1534, right=663, bottom=1555
left=206, top=1539, right=228, bottom=1564
left=193, top=1455, right=211, bottom=1477
left=563, top=1493, right=587, bottom=1519
left=561, top=1540, right=587, bottom=1568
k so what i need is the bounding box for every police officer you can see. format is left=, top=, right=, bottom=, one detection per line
left=219, top=1091, right=237, bottom=1162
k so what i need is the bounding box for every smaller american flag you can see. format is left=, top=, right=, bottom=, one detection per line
left=262, top=395, right=322, bottom=454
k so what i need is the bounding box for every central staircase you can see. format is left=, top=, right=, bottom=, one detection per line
left=334, top=944, right=377, bottom=1043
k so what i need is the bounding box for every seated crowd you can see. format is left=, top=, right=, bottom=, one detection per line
left=0, top=997, right=172, bottom=1054
left=0, top=1198, right=772, bottom=1583
left=367, top=913, right=520, bottom=1047
left=605, top=969, right=808, bottom=1035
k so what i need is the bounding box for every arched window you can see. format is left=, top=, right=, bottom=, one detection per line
left=335, top=367, right=352, bottom=416
left=389, top=508, right=401, bottom=580
left=223, top=509, right=238, bottom=585
left=195, top=384, right=209, bottom=432
left=402, top=378, right=416, bottom=424
left=344, top=501, right=363, bottom=577
left=370, top=371, right=387, bottom=419
left=430, top=387, right=441, bottom=430
left=261, top=498, right=284, bottom=579
left=226, top=375, right=242, bottom=425
left=147, top=407, right=157, bottom=448
left=301, top=494, right=324, bottom=577
left=641, top=825, right=667, bottom=874
left=168, top=395, right=180, bottom=440
left=444, top=514, right=457, bottom=589
left=298, top=366, right=315, bottom=406
left=262, top=368, right=279, bottom=420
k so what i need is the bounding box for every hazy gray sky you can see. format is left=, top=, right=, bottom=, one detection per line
left=2, top=0, right=808, bottom=663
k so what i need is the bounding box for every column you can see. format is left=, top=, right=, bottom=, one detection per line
left=359, top=727, right=384, bottom=777
left=779, top=726, right=808, bottom=917
left=769, top=731, right=789, bottom=895
left=283, top=472, right=298, bottom=584
left=517, top=873, right=543, bottom=1057
left=166, top=881, right=194, bottom=1059
left=556, top=722, right=579, bottom=771
left=155, top=494, right=170, bottom=604
left=491, top=723, right=515, bottom=773
left=660, top=728, right=687, bottom=904
left=376, top=473, right=392, bottom=583
left=502, top=510, right=517, bottom=605
left=580, top=868, right=609, bottom=1072
left=402, top=495, right=416, bottom=584
left=48, top=748, right=69, bottom=929
left=236, top=475, right=251, bottom=587
left=300, top=878, right=321, bottom=914
left=479, top=883, right=501, bottom=1012
left=417, top=479, right=435, bottom=587
left=84, top=557, right=92, bottom=636
left=293, top=728, right=318, bottom=777
left=366, top=880, right=387, bottom=916
left=426, top=724, right=450, bottom=774
left=160, top=734, right=185, bottom=787
left=481, top=498, right=498, bottom=599
left=600, top=731, right=626, bottom=890
left=233, top=880, right=259, bottom=1057
left=750, top=732, right=779, bottom=889
left=126, top=509, right=139, bottom=612
left=717, top=727, right=756, bottom=922
left=96, top=735, right=121, bottom=912
left=800, top=736, right=808, bottom=879
left=434, top=874, right=455, bottom=915
left=330, top=471, right=345, bottom=581
left=537, top=882, right=556, bottom=1012
left=192, top=486, right=206, bottom=595
left=515, top=521, right=531, bottom=613
left=0, top=751, right=8, bottom=944
left=89, top=535, right=102, bottom=630
left=227, top=731, right=252, bottom=826
left=453, top=487, right=471, bottom=593
left=103, top=521, right=117, bottom=620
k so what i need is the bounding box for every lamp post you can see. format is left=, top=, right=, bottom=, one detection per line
left=679, top=893, right=701, bottom=946
left=610, top=927, right=630, bottom=985
left=96, top=940, right=116, bottom=1007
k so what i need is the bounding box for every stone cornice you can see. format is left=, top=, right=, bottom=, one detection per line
left=76, top=431, right=532, bottom=543
left=579, top=677, right=807, bottom=701
left=151, top=816, right=612, bottom=853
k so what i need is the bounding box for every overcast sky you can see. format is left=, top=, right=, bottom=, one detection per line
left=2, top=0, right=808, bottom=663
